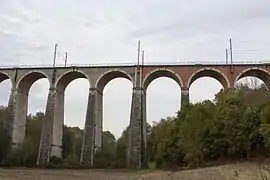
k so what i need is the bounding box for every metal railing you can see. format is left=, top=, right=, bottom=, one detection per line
left=0, top=60, right=269, bottom=69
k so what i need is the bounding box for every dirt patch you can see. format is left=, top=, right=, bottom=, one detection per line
left=1, top=162, right=270, bottom=179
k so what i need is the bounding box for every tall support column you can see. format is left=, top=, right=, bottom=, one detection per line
left=50, top=90, right=64, bottom=157
left=94, top=89, right=103, bottom=150
left=12, top=89, right=28, bottom=146
left=127, top=87, right=147, bottom=169
left=80, top=88, right=99, bottom=167
left=37, top=87, right=56, bottom=166
left=142, top=90, right=147, bottom=168
left=181, top=88, right=190, bottom=108
left=5, top=89, right=15, bottom=139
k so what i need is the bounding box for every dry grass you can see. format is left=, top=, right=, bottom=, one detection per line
left=1, top=162, right=270, bottom=180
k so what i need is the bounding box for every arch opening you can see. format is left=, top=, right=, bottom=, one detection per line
left=146, top=77, right=181, bottom=126
left=189, top=77, right=223, bottom=103
left=28, top=79, right=50, bottom=115
left=96, top=70, right=133, bottom=92
left=62, top=78, right=89, bottom=160
left=56, top=71, right=90, bottom=93
left=143, top=69, right=182, bottom=91
left=14, top=72, right=49, bottom=160
left=22, top=77, right=49, bottom=166
left=0, top=74, right=12, bottom=107
left=63, top=78, right=90, bottom=127
left=17, top=72, right=48, bottom=94
left=0, top=73, right=11, bottom=84
left=235, top=75, right=270, bottom=106
left=54, top=71, right=90, bottom=159
left=103, top=78, right=132, bottom=140
left=188, top=69, right=229, bottom=89
left=236, top=77, right=266, bottom=89
left=235, top=68, right=269, bottom=89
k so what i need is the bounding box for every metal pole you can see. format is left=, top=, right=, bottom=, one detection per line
left=53, top=43, right=58, bottom=68
left=137, top=40, right=141, bottom=68
left=229, top=38, right=233, bottom=65
left=64, top=52, right=68, bottom=67
left=226, top=49, right=228, bottom=64
left=140, top=50, right=145, bottom=168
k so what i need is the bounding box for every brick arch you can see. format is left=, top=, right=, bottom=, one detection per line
left=95, top=69, right=133, bottom=92
left=187, top=68, right=230, bottom=89
left=143, top=68, right=183, bottom=90
left=55, top=69, right=91, bottom=93
left=234, top=67, right=270, bottom=88
left=16, top=71, right=51, bottom=93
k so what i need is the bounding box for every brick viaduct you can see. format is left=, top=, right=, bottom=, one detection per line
left=1, top=62, right=270, bottom=168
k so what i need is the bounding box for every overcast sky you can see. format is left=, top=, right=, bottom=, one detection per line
left=0, top=0, right=270, bottom=138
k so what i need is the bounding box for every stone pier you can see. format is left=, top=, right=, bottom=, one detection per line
left=5, top=89, right=17, bottom=145
left=37, top=88, right=56, bottom=166
left=127, top=87, right=147, bottom=168
left=94, top=88, right=102, bottom=151
left=80, top=88, right=99, bottom=167
left=181, top=88, right=190, bottom=108
left=12, top=89, right=28, bottom=146
left=50, top=90, right=65, bottom=157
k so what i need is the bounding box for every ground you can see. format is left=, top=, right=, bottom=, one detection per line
left=1, top=162, right=270, bottom=180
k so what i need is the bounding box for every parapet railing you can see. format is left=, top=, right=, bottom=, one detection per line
left=0, top=60, right=269, bottom=69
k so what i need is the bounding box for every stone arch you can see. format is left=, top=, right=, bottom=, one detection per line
left=95, top=69, right=133, bottom=92
left=55, top=70, right=91, bottom=93
left=0, top=72, right=13, bottom=86
left=187, top=68, right=230, bottom=89
left=13, top=71, right=50, bottom=146
left=16, top=71, right=51, bottom=93
left=143, top=68, right=183, bottom=90
left=0, top=72, right=12, bottom=83
left=234, top=67, right=270, bottom=88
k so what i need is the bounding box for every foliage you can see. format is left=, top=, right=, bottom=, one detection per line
left=1, top=84, right=270, bottom=169
left=0, top=106, right=12, bottom=164
left=147, top=85, right=270, bottom=168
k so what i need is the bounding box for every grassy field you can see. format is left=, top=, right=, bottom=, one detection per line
left=1, top=162, right=270, bottom=180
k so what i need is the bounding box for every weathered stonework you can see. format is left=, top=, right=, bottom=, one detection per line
left=6, top=89, right=17, bottom=144
left=94, top=89, right=103, bottom=150
left=50, top=90, right=65, bottom=157
left=80, top=88, right=97, bottom=167
left=181, top=88, right=190, bottom=108
left=127, top=86, right=147, bottom=169
left=37, top=88, right=56, bottom=166
left=12, top=89, right=28, bottom=146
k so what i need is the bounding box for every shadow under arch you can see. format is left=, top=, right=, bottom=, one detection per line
left=143, top=69, right=183, bottom=90
left=234, top=68, right=270, bottom=89
left=0, top=72, right=13, bottom=104
left=55, top=70, right=91, bottom=93
left=187, top=68, right=230, bottom=89
left=0, top=72, right=13, bottom=84
left=16, top=71, right=50, bottom=93
left=95, top=69, right=133, bottom=92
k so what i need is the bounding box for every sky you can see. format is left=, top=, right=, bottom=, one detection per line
left=0, top=0, right=270, bottom=138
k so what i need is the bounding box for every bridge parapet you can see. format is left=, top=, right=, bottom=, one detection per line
left=0, top=60, right=269, bottom=69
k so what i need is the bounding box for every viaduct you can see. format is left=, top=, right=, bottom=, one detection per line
left=0, top=61, right=270, bottom=168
